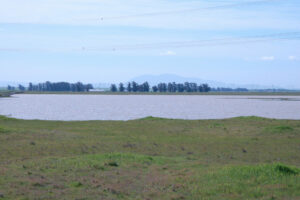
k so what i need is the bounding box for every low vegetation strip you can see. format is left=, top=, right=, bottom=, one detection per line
left=0, top=116, right=299, bottom=199
left=0, top=91, right=12, bottom=98
left=22, top=91, right=300, bottom=96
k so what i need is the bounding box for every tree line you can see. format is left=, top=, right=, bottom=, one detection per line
left=6, top=81, right=250, bottom=93
left=7, top=82, right=94, bottom=92
left=110, top=82, right=211, bottom=93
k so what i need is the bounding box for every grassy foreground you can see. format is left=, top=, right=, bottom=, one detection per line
left=0, top=116, right=299, bottom=200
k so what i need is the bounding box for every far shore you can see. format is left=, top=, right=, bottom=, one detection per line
left=2, top=91, right=300, bottom=97
left=15, top=91, right=300, bottom=96
left=0, top=91, right=14, bottom=98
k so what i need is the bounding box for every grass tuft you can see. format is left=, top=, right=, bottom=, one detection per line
left=93, top=164, right=105, bottom=170
left=274, top=125, right=293, bottom=132
left=265, top=125, right=294, bottom=133
left=70, top=182, right=83, bottom=188
left=32, top=183, right=44, bottom=187
left=106, top=161, right=119, bottom=167
left=138, top=116, right=168, bottom=121
left=217, top=163, right=300, bottom=179
left=0, top=126, right=10, bottom=134
left=235, top=116, right=267, bottom=120
left=275, top=164, right=299, bottom=175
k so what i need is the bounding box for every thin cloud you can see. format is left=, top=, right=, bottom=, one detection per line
left=261, top=56, right=275, bottom=61
left=160, top=50, right=176, bottom=56
left=0, top=0, right=299, bottom=30
left=288, top=56, right=297, bottom=60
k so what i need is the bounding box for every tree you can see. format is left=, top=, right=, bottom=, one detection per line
left=137, top=84, right=143, bottom=92
left=152, top=86, right=158, bottom=92
left=158, top=83, right=167, bottom=92
left=190, top=83, right=198, bottom=92
left=167, top=82, right=177, bottom=92
left=38, top=83, right=43, bottom=91
left=184, top=82, right=191, bottom=92
left=167, top=83, right=173, bottom=92
left=172, top=82, right=177, bottom=93
left=127, top=82, right=132, bottom=92
left=198, top=85, right=204, bottom=92
left=26, top=81, right=93, bottom=92
left=45, top=81, right=52, bottom=91
left=71, top=84, right=76, bottom=92
left=85, top=84, right=94, bottom=92
left=28, top=83, right=33, bottom=91
left=177, top=83, right=184, bottom=92
left=75, top=82, right=84, bottom=92
left=142, top=82, right=150, bottom=92
left=110, top=84, right=117, bottom=92
left=202, top=84, right=210, bottom=92
left=132, top=81, right=138, bottom=92
left=119, top=83, right=125, bottom=92
left=18, top=84, right=25, bottom=91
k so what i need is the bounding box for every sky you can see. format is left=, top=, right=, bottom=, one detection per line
left=0, top=0, right=300, bottom=88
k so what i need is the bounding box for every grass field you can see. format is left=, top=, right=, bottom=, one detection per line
left=0, top=116, right=299, bottom=199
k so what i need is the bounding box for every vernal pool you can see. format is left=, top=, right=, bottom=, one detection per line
left=0, top=94, right=299, bottom=121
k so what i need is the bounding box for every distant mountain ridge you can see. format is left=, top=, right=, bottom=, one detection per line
left=130, top=74, right=283, bottom=90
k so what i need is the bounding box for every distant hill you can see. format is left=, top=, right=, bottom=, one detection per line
left=130, top=74, right=282, bottom=90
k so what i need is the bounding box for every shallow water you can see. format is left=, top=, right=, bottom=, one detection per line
left=0, top=94, right=299, bottom=121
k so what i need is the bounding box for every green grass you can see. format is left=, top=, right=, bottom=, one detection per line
left=0, top=116, right=299, bottom=199
left=264, top=125, right=294, bottom=134
left=0, top=126, right=11, bottom=134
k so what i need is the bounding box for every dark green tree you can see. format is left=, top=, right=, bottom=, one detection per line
left=127, top=82, right=132, bottom=92
left=7, top=85, right=14, bottom=91
left=110, top=84, right=117, bottom=92
left=184, top=82, right=191, bottom=92
left=202, top=84, right=210, bottom=92
left=85, top=84, right=94, bottom=92
left=119, top=83, right=125, bottom=92
left=142, top=82, right=150, bottom=92
left=158, top=83, right=167, bottom=92
left=152, top=86, right=158, bottom=92
left=177, top=83, right=184, bottom=92
left=18, top=84, right=25, bottom=91
left=132, top=81, right=138, bottom=92
left=28, top=83, right=33, bottom=91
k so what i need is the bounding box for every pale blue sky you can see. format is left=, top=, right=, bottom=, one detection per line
left=0, top=0, right=300, bottom=88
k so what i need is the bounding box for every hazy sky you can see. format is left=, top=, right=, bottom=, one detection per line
left=0, top=0, right=300, bottom=88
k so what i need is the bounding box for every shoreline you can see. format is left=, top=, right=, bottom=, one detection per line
left=1, top=115, right=299, bottom=122
left=16, top=91, right=300, bottom=96
left=0, top=91, right=13, bottom=97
